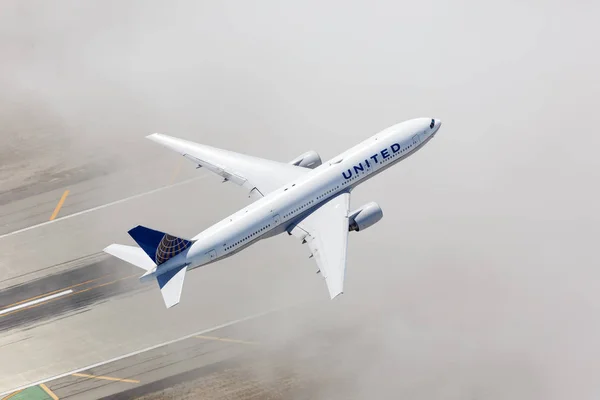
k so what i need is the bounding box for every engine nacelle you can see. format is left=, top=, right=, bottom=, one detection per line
left=349, top=202, right=383, bottom=232
left=289, top=150, right=322, bottom=169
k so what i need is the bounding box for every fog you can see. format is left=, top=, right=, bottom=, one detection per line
left=1, top=0, right=599, bottom=398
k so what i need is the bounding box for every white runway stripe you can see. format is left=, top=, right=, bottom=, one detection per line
left=0, top=176, right=205, bottom=241
left=0, top=290, right=74, bottom=316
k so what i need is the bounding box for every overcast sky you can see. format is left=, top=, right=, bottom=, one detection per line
left=1, top=1, right=599, bottom=398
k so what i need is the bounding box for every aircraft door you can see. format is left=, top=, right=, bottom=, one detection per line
left=272, top=214, right=281, bottom=225
left=411, top=134, right=421, bottom=146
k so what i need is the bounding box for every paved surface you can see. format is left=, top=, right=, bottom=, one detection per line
left=0, top=256, right=144, bottom=333
left=0, top=147, right=325, bottom=398
left=20, top=312, right=283, bottom=400
left=0, top=123, right=387, bottom=400
left=2, top=300, right=370, bottom=400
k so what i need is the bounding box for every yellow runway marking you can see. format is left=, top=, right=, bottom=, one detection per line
left=0, top=273, right=138, bottom=319
left=40, top=384, right=59, bottom=400
left=196, top=335, right=259, bottom=345
left=2, top=390, right=22, bottom=399
left=49, top=190, right=70, bottom=221
left=72, top=373, right=139, bottom=384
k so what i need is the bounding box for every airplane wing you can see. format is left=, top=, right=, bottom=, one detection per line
left=289, top=192, right=350, bottom=299
left=147, top=133, right=309, bottom=200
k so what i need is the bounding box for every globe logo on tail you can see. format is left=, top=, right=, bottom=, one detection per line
left=155, top=234, right=191, bottom=264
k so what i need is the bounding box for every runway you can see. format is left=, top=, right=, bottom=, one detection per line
left=0, top=255, right=143, bottom=333
left=2, top=298, right=369, bottom=400
left=0, top=150, right=325, bottom=398
left=4, top=308, right=292, bottom=400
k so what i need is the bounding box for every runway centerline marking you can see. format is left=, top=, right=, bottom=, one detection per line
left=0, top=290, right=73, bottom=316
left=49, top=190, right=70, bottom=221
left=0, top=176, right=205, bottom=241
left=39, top=384, right=59, bottom=400
left=72, top=373, right=139, bottom=384
left=196, top=335, right=259, bottom=345
left=0, top=274, right=139, bottom=319
left=0, top=274, right=112, bottom=311
left=0, top=304, right=299, bottom=397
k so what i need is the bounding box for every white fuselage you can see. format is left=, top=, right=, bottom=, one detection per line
left=160, top=117, right=441, bottom=273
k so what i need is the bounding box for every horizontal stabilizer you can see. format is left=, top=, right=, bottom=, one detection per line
left=103, top=244, right=156, bottom=271
left=157, top=265, right=187, bottom=308
left=128, top=225, right=192, bottom=265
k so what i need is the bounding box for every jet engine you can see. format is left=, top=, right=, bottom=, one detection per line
left=349, top=202, right=383, bottom=232
left=289, top=150, right=322, bottom=169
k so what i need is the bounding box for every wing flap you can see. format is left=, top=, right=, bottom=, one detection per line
left=292, top=193, right=351, bottom=299
left=182, top=153, right=247, bottom=186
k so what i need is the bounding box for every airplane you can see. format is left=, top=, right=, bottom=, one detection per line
left=104, top=117, right=442, bottom=308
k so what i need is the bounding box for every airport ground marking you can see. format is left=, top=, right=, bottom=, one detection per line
left=49, top=190, right=70, bottom=221
left=1, top=390, right=21, bottom=400
left=196, top=335, right=259, bottom=345
left=0, top=274, right=139, bottom=319
left=39, top=384, right=59, bottom=400
left=72, top=373, right=139, bottom=384
left=0, top=275, right=112, bottom=311
left=0, top=303, right=300, bottom=397
left=0, top=176, right=206, bottom=241
left=0, top=290, right=73, bottom=316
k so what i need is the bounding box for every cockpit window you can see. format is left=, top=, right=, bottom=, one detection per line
left=430, top=119, right=435, bottom=129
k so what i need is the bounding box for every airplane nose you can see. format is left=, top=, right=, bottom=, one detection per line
left=432, top=119, right=441, bottom=132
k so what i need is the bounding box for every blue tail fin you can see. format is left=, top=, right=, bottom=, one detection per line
left=128, top=225, right=192, bottom=265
